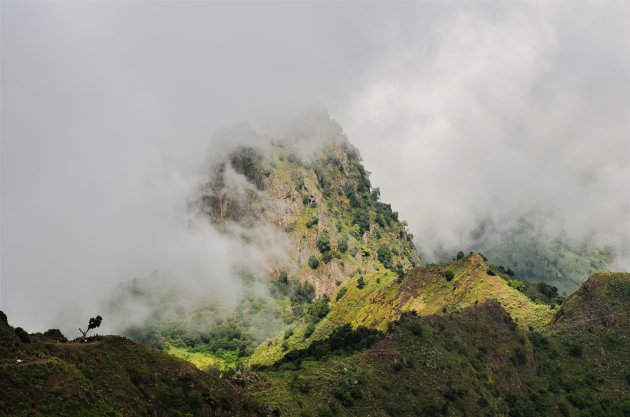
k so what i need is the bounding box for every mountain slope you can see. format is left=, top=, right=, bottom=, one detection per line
left=245, top=273, right=630, bottom=417
left=136, top=115, right=422, bottom=369
left=248, top=253, right=554, bottom=367
left=197, top=117, right=419, bottom=296
left=90, top=115, right=630, bottom=417
left=0, top=312, right=260, bottom=417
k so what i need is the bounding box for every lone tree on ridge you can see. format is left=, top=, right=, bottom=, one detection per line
left=79, top=315, right=102, bottom=341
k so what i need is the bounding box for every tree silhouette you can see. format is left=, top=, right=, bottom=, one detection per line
left=79, top=315, right=102, bottom=341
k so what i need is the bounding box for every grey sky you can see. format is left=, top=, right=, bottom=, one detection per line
left=1, top=1, right=628, bottom=333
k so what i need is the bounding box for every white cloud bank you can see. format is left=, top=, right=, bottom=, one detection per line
left=1, top=0, right=628, bottom=333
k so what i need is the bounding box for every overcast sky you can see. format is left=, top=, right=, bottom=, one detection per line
left=1, top=1, right=628, bottom=333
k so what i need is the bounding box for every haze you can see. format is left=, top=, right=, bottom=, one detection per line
left=1, top=1, right=628, bottom=334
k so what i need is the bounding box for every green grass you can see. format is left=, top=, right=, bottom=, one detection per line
left=249, top=254, right=555, bottom=369
left=164, top=343, right=234, bottom=372
left=0, top=318, right=261, bottom=417
left=244, top=273, right=630, bottom=416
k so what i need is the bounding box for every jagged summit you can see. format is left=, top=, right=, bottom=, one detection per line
left=196, top=118, right=419, bottom=296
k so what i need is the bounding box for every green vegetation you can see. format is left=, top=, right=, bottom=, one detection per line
left=0, top=313, right=261, bottom=417
left=244, top=273, right=630, bottom=416
left=10, top=126, right=627, bottom=417
left=377, top=245, right=393, bottom=269
left=308, top=256, right=320, bottom=269
left=6, top=267, right=630, bottom=417
left=274, top=324, right=382, bottom=367
left=306, top=216, right=319, bottom=229
left=316, top=230, right=331, bottom=253
left=337, top=234, right=348, bottom=253
left=230, top=146, right=266, bottom=190
left=357, top=276, right=366, bottom=289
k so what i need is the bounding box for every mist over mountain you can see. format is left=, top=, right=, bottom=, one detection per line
left=1, top=0, right=628, bottom=375
left=2, top=3, right=630, bottom=413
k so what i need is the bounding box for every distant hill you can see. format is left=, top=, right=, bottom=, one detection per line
left=465, top=216, right=614, bottom=293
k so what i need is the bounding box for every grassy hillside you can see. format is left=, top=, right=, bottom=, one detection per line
left=4, top=271, right=628, bottom=416
left=244, top=272, right=630, bottom=417
left=248, top=253, right=554, bottom=367
left=0, top=312, right=261, bottom=417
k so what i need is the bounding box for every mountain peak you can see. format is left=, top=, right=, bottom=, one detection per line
left=197, top=125, right=419, bottom=296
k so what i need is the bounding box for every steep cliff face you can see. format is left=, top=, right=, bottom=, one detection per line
left=196, top=118, right=419, bottom=296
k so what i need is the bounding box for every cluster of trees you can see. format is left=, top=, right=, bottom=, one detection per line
left=357, top=277, right=366, bottom=289
left=304, top=297, right=330, bottom=338
left=298, top=142, right=416, bottom=278
left=502, top=273, right=564, bottom=306
left=337, top=235, right=349, bottom=253
left=317, top=230, right=331, bottom=253
left=306, top=216, right=319, bottom=229
left=497, top=265, right=515, bottom=276
left=377, top=245, right=393, bottom=269
left=375, top=201, right=398, bottom=228
left=161, top=278, right=325, bottom=364
left=275, top=324, right=383, bottom=367
left=230, top=146, right=266, bottom=190
left=351, top=206, right=370, bottom=235
left=536, top=282, right=559, bottom=300
left=167, top=320, right=255, bottom=359
left=310, top=229, right=344, bottom=267
left=486, top=264, right=514, bottom=277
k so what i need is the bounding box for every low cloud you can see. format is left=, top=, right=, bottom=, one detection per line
left=338, top=0, right=629, bottom=271
left=1, top=1, right=627, bottom=333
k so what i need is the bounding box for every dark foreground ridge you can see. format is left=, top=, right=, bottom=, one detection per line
left=2, top=271, right=629, bottom=416
left=0, top=311, right=262, bottom=417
